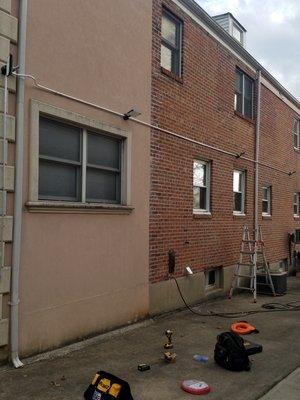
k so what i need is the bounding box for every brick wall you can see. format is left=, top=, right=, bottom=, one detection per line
left=150, top=0, right=300, bottom=285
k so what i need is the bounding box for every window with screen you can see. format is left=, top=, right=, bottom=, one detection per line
left=193, top=160, right=210, bottom=212
left=39, top=117, right=122, bottom=203
left=233, top=170, right=245, bottom=214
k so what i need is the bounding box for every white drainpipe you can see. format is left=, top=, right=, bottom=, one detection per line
left=254, top=69, right=262, bottom=240
left=10, top=0, right=27, bottom=368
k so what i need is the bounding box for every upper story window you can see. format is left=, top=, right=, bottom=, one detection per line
left=293, top=118, right=299, bottom=149
left=193, top=159, right=211, bottom=213
left=233, top=170, right=245, bottom=214
left=262, top=186, right=271, bottom=216
left=161, top=9, right=182, bottom=76
left=39, top=117, right=122, bottom=203
left=234, top=69, right=253, bottom=119
left=294, top=192, right=300, bottom=217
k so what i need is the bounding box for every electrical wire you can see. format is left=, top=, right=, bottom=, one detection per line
left=13, top=72, right=293, bottom=177
left=172, top=276, right=300, bottom=318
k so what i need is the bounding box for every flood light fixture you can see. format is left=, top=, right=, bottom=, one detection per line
left=123, top=108, right=141, bottom=120
left=185, top=266, right=193, bottom=276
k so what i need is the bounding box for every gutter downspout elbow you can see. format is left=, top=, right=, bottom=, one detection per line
left=10, top=0, right=27, bottom=368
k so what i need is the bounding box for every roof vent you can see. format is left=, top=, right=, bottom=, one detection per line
left=213, top=13, right=246, bottom=47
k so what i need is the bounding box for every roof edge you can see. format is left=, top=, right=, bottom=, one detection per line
left=177, top=0, right=300, bottom=111
left=213, top=12, right=247, bottom=32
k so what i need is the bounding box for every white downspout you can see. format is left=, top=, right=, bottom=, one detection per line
left=10, top=0, right=27, bottom=368
left=254, top=70, right=262, bottom=238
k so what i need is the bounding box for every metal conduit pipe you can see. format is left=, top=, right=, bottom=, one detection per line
left=10, top=0, right=27, bottom=368
left=13, top=72, right=293, bottom=177
left=1, top=59, right=9, bottom=277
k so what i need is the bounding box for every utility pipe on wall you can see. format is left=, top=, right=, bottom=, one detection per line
left=1, top=58, right=9, bottom=275
left=13, top=72, right=293, bottom=177
left=10, top=0, right=27, bottom=368
left=254, top=70, right=262, bottom=239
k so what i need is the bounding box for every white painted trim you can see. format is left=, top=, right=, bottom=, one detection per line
left=193, top=210, right=211, bottom=216
left=233, top=169, right=245, bottom=214
left=81, top=129, right=87, bottom=203
left=193, top=159, right=211, bottom=213
left=262, top=185, right=271, bottom=216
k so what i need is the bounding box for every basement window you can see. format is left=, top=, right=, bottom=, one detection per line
left=279, top=258, right=288, bottom=272
left=205, top=268, right=222, bottom=290
left=295, top=229, right=300, bottom=243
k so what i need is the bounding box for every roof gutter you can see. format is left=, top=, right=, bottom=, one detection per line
left=10, top=0, right=27, bottom=368
left=178, top=0, right=300, bottom=111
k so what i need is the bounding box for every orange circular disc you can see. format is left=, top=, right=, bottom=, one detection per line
left=231, top=322, right=255, bottom=335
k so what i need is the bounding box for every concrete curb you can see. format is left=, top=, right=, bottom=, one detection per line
left=258, top=367, right=300, bottom=400
left=0, top=318, right=154, bottom=372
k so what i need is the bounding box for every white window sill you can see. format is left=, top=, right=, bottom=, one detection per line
left=193, top=210, right=211, bottom=215
left=262, top=213, right=271, bottom=218
left=26, top=201, right=134, bottom=215
left=294, top=215, right=300, bottom=219
left=233, top=212, right=246, bottom=217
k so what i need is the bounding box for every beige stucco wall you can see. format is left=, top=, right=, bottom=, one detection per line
left=19, top=0, right=152, bottom=356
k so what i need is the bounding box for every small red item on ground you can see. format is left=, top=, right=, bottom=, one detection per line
left=231, top=322, right=256, bottom=335
left=181, top=380, right=211, bottom=395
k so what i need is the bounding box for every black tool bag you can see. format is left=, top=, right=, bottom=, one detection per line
left=84, top=370, right=134, bottom=400
left=214, top=332, right=251, bottom=371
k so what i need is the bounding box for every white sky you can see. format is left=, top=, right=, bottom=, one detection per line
left=197, top=0, right=300, bottom=100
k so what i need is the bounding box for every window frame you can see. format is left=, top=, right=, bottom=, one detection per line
left=161, top=8, right=182, bottom=77
left=294, top=192, right=300, bottom=217
left=205, top=268, right=222, bottom=291
left=232, top=22, right=243, bottom=44
left=233, top=170, right=245, bottom=215
left=193, top=159, right=211, bottom=214
left=234, top=68, right=254, bottom=119
left=293, top=118, right=300, bottom=150
left=29, top=100, right=132, bottom=209
left=262, top=186, right=271, bottom=216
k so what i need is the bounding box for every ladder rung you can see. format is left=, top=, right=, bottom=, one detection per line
left=242, top=240, right=255, bottom=243
left=235, top=274, right=254, bottom=278
left=238, top=263, right=254, bottom=267
left=257, top=282, right=272, bottom=286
